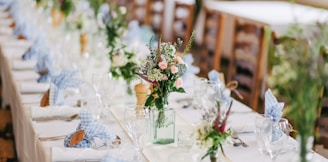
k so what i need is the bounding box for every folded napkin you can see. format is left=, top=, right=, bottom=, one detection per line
left=11, top=60, right=37, bottom=70
left=18, top=81, right=50, bottom=94
left=265, top=89, right=285, bottom=141
left=22, top=35, right=49, bottom=61
left=52, top=146, right=108, bottom=162
left=265, top=89, right=284, bottom=122
left=13, top=21, right=36, bottom=41
left=13, top=70, right=39, bottom=81
left=49, top=70, right=83, bottom=106
left=30, top=105, right=81, bottom=119
left=35, top=52, right=55, bottom=83
left=183, top=54, right=200, bottom=77
left=21, top=94, right=43, bottom=104
left=208, top=70, right=231, bottom=103
left=64, top=110, right=116, bottom=148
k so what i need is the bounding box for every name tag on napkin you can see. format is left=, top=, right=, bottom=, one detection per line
left=40, top=89, right=50, bottom=107
left=69, top=130, right=85, bottom=147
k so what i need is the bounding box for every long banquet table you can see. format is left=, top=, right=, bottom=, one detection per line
left=0, top=2, right=328, bottom=162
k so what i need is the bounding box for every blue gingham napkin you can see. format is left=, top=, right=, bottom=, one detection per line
left=183, top=54, right=200, bottom=77
left=13, top=21, right=36, bottom=40
left=49, top=70, right=83, bottom=106
left=265, top=89, right=284, bottom=141
left=64, top=110, right=117, bottom=148
left=208, top=70, right=231, bottom=103
left=265, top=89, right=284, bottom=122
left=0, top=0, right=11, bottom=7
left=22, top=35, right=49, bottom=61
left=35, top=52, right=55, bottom=83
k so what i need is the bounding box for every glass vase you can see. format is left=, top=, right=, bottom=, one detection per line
left=290, top=135, right=320, bottom=162
left=150, top=108, right=175, bottom=144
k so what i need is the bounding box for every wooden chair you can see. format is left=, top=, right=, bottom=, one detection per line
left=131, top=0, right=150, bottom=25
left=109, top=0, right=134, bottom=21
left=171, top=1, right=194, bottom=48
left=228, top=19, right=266, bottom=111
left=144, top=0, right=165, bottom=37
left=199, top=8, right=225, bottom=77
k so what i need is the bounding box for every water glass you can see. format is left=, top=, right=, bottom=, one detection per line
left=192, top=77, right=208, bottom=109
left=255, top=114, right=273, bottom=154
left=177, top=128, right=195, bottom=151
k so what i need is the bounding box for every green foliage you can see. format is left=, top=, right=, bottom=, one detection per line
left=183, top=31, right=196, bottom=55
left=60, top=0, right=74, bottom=16
left=268, top=23, right=328, bottom=162
left=201, top=129, right=231, bottom=160
left=105, top=4, right=137, bottom=94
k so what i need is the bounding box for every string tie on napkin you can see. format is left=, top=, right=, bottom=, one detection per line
left=64, top=110, right=116, bottom=148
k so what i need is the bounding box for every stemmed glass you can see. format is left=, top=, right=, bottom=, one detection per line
left=124, top=105, right=150, bottom=162
left=92, top=73, right=116, bottom=117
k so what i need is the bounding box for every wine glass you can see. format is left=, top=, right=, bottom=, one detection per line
left=124, top=105, right=150, bottom=162
left=92, top=73, right=116, bottom=112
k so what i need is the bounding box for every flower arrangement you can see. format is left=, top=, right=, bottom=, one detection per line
left=196, top=101, right=233, bottom=161
left=105, top=4, right=137, bottom=94
left=135, top=33, right=194, bottom=144
left=268, top=23, right=328, bottom=162
left=136, top=32, right=195, bottom=112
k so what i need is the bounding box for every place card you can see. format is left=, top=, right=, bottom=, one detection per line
left=69, top=130, right=85, bottom=147
left=40, top=89, right=50, bottom=107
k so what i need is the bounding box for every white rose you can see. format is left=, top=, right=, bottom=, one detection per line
left=112, top=51, right=128, bottom=67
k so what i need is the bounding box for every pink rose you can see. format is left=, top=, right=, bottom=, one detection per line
left=175, top=56, right=184, bottom=64
left=174, top=77, right=183, bottom=88
left=158, top=61, right=167, bottom=70
left=170, top=65, right=179, bottom=74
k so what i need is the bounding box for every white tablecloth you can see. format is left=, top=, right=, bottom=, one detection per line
left=0, top=2, right=328, bottom=162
